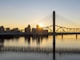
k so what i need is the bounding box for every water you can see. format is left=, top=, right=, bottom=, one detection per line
left=0, top=52, right=52, bottom=60
left=3, top=36, right=52, bottom=48
left=0, top=35, right=80, bottom=60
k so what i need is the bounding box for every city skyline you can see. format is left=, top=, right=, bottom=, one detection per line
left=0, top=24, right=49, bottom=32
left=0, top=0, right=80, bottom=29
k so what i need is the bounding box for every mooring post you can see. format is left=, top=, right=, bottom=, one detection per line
left=53, top=11, right=55, bottom=60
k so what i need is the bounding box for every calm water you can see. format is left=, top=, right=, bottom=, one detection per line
left=0, top=35, right=80, bottom=60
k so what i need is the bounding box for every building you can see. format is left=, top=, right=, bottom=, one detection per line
left=11, top=28, right=20, bottom=32
left=5, top=28, right=10, bottom=32
left=36, top=25, right=43, bottom=35
left=32, top=28, right=37, bottom=34
left=0, top=26, right=4, bottom=32
left=32, top=25, right=44, bottom=35
left=43, top=30, right=48, bottom=35
left=25, top=24, right=31, bottom=33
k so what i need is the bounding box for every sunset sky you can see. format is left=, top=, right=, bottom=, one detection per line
left=0, top=0, right=80, bottom=29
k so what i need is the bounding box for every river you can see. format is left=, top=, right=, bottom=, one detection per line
left=0, top=35, right=80, bottom=60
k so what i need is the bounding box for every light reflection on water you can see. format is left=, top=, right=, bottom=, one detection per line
left=0, top=35, right=80, bottom=49
left=3, top=36, right=52, bottom=48
left=56, top=35, right=80, bottom=49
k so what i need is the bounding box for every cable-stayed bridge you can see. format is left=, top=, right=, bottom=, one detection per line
left=41, top=11, right=80, bottom=36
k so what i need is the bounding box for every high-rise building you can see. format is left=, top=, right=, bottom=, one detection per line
left=25, top=24, right=31, bottom=33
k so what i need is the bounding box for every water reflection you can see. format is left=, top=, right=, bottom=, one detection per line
left=0, top=35, right=80, bottom=50
left=0, top=35, right=49, bottom=49
left=25, top=36, right=48, bottom=46
left=25, top=36, right=31, bottom=44
left=0, top=38, right=4, bottom=49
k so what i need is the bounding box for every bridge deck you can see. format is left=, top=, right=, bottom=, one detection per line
left=48, top=32, right=80, bottom=35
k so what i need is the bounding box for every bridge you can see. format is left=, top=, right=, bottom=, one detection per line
left=0, top=24, right=80, bottom=36
left=42, top=25, right=80, bottom=36
left=0, top=11, right=80, bottom=36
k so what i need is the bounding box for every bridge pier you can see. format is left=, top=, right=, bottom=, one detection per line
left=76, top=34, right=78, bottom=40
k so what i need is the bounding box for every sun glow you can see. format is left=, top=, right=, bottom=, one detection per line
left=39, top=23, right=44, bottom=27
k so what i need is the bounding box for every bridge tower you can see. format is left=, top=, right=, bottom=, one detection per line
left=53, top=11, right=55, bottom=60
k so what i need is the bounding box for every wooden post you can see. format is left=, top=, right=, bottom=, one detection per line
left=53, top=11, right=55, bottom=60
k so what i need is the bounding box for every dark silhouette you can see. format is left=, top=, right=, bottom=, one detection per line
left=25, top=36, right=31, bottom=44
left=53, top=11, right=56, bottom=60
